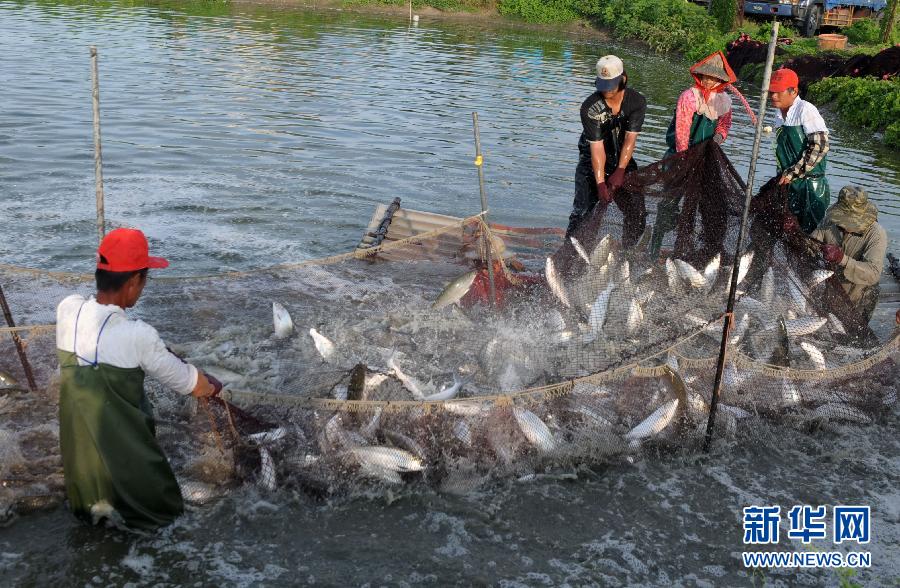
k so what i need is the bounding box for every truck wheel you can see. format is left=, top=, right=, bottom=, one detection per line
left=802, top=5, right=820, bottom=37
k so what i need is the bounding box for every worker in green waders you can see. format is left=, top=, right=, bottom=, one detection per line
left=768, top=67, right=831, bottom=233
left=650, top=51, right=757, bottom=257
left=56, top=228, right=219, bottom=530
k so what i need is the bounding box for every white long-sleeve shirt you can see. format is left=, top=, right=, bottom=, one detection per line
left=56, top=295, right=198, bottom=395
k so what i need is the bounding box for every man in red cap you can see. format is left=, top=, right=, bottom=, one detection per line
left=768, top=67, right=831, bottom=233
left=55, top=228, right=219, bottom=530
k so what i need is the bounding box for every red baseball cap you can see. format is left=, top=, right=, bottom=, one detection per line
left=96, top=228, right=169, bottom=272
left=769, top=68, right=799, bottom=92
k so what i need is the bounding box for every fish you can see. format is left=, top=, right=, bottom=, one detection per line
left=625, top=398, right=679, bottom=443
left=621, top=260, right=631, bottom=285
left=545, top=257, right=571, bottom=308
left=359, top=463, right=403, bottom=484
left=546, top=309, right=567, bottom=332
left=309, top=328, right=336, bottom=362
left=350, top=446, right=424, bottom=472
left=587, top=283, right=616, bottom=335
left=443, top=401, right=487, bottom=417
left=179, top=481, right=224, bottom=505
left=737, top=295, right=774, bottom=330
left=589, top=234, right=612, bottom=267
left=382, top=429, right=427, bottom=460
left=736, top=251, right=754, bottom=285
left=719, top=404, right=751, bottom=419
left=248, top=427, right=287, bottom=445
left=729, top=313, right=750, bottom=346
left=0, top=371, right=19, bottom=389
left=424, top=374, right=464, bottom=401
left=323, top=413, right=357, bottom=451
left=781, top=380, right=801, bottom=406
left=786, top=279, right=807, bottom=314
left=703, top=254, right=721, bottom=292
left=827, top=313, right=846, bottom=335
left=784, top=317, right=828, bottom=338
left=388, top=356, right=431, bottom=399
left=258, top=447, right=277, bottom=491
left=635, top=225, right=652, bottom=253
left=360, top=408, right=383, bottom=438
left=512, top=407, right=557, bottom=453
left=432, top=271, right=477, bottom=310
left=808, top=269, right=833, bottom=288
left=759, top=268, right=774, bottom=307
left=812, top=402, right=871, bottom=424
left=675, top=259, right=706, bottom=289
left=570, top=236, right=591, bottom=265
left=272, top=302, right=294, bottom=339
left=625, top=298, right=643, bottom=336
left=686, top=392, right=710, bottom=420
left=799, top=341, right=827, bottom=371
left=665, top=258, right=683, bottom=294
left=452, top=419, right=473, bottom=446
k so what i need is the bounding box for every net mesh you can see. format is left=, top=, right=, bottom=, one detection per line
left=0, top=141, right=897, bottom=511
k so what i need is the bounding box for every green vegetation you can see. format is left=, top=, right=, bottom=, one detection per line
left=845, top=18, right=882, bottom=44
left=807, top=76, right=900, bottom=148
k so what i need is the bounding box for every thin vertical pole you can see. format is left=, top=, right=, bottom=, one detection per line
left=704, top=20, right=780, bottom=451
left=471, top=112, right=496, bottom=306
left=90, top=46, right=105, bottom=244
left=409, top=0, right=412, bottom=21
left=0, top=284, right=37, bottom=392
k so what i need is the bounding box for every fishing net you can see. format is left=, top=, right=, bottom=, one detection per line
left=0, top=140, right=897, bottom=513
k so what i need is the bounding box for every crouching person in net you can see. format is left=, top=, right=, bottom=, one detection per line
left=56, top=228, right=220, bottom=530
left=785, top=186, right=887, bottom=322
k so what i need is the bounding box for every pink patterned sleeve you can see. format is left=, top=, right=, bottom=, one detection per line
left=675, top=90, right=696, bottom=153
left=715, top=109, right=733, bottom=142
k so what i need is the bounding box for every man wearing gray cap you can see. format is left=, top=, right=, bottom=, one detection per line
left=805, top=186, right=887, bottom=322
left=566, top=54, right=647, bottom=245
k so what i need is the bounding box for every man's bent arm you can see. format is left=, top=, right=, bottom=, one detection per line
left=590, top=140, right=607, bottom=183
left=617, top=131, right=639, bottom=169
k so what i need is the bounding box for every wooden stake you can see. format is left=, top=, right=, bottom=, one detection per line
left=90, top=46, right=106, bottom=244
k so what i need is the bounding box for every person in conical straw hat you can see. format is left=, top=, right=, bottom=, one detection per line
left=650, top=51, right=757, bottom=257
left=799, top=186, right=887, bottom=322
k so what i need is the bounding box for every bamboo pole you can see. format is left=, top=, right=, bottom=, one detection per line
left=472, top=112, right=496, bottom=306
left=882, top=0, right=898, bottom=44
left=0, top=284, right=38, bottom=392
left=704, top=20, right=780, bottom=452
left=90, top=46, right=106, bottom=244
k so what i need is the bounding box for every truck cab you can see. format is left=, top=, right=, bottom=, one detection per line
left=743, top=0, right=886, bottom=37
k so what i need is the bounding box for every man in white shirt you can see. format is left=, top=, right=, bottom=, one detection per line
left=56, top=228, right=218, bottom=530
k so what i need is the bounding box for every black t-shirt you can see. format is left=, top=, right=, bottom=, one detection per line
left=578, top=87, right=647, bottom=173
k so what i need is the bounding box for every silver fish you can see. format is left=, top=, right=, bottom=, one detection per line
left=309, top=328, right=336, bottom=362
left=812, top=402, right=871, bottom=424
left=675, top=259, right=706, bottom=289
left=424, top=374, right=464, bottom=401
left=0, top=371, right=19, bottom=389
left=827, top=313, right=846, bottom=335
left=781, top=380, right=801, bottom=406
left=737, top=295, right=774, bottom=330
left=513, top=407, right=557, bottom=453
left=808, top=269, right=833, bottom=288
left=625, top=298, right=644, bottom=336
left=443, top=401, right=486, bottom=417
left=621, top=260, right=631, bottom=285
left=760, top=267, right=775, bottom=307
left=360, top=408, right=383, bottom=438
left=359, top=462, right=403, bottom=484
left=258, top=447, right=277, bottom=491
left=351, top=446, right=424, bottom=472
left=248, top=427, right=287, bottom=445
left=452, top=419, right=473, bottom=446
left=786, top=279, right=807, bottom=314
left=272, top=302, right=293, bottom=339
left=179, top=480, right=224, bottom=505
left=570, top=236, right=591, bottom=265
left=703, top=254, right=720, bottom=292
left=388, top=356, right=430, bottom=399
left=625, top=398, right=679, bottom=442
left=382, top=429, right=426, bottom=460
left=784, top=317, right=828, bottom=338
left=545, top=257, right=571, bottom=308
left=799, top=341, right=827, bottom=371
left=432, top=271, right=477, bottom=310
left=736, top=251, right=754, bottom=285
left=589, top=234, right=612, bottom=267
left=588, top=283, right=616, bottom=335
left=729, top=313, right=750, bottom=345
left=665, top=258, right=683, bottom=294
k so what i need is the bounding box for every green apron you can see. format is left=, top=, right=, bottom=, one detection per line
left=58, top=350, right=184, bottom=529
left=649, top=112, right=718, bottom=256
left=775, top=124, right=830, bottom=233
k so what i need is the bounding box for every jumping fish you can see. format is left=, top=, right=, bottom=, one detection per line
left=258, top=447, right=277, bottom=491
left=665, top=258, right=683, bottom=294
left=589, top=234, right=612, bottom=267
left=736, top=251, right=754, bottom=285
left=309, top=328, right=336, bottom=362
left=443, top=400, right=487, bottom=417
left=424, top=374, right=464, bottom=401
left=799, top=341, right=827, bottom=371
left=786, top=279, right=807, bottom=314
left=272, top=302, right=294, bottom=339
left=512, top=407, right=557, bottom=453
left=350, top=446, right=424, bottom=472
left=359, top=463, right=403, bottom=484
left=808, top=269, right=833, bottom=288
left=624, top=398, right=679, bottom=444
left=760, top=268, right=774, bottom=307
left=570, top=236, right=591, bottom=265
left=827, top=313, right=847, bottom=335
left=388, top=355, right=431, bottom=399
left=432, top=271, right=477, bottom=310
left=248, top=427, right=287, bottom=445
left=588, top=283, right=616, bottom=335
left=784, top=317, right=828, bottom=338
left=382, top=429, right=427, bottom=460
left=675, top=259, right=706, bottom=289
left=703, top=254, right=721, bottom=292
left=737, top=295, right=774, bottom=330
left=730, top=313, right=750, bottom=345
left=545, top=257, right=571, bottom=308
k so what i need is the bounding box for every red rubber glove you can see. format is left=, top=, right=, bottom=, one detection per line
left=607, top=168, right=626, bottom=191
left=596, top=182, right=612, bottom=204
left=205, top=374, right=224, bottom=397
left=782, top=214, right=800, bottom=234
left=821, top=244, right=845, bottom=264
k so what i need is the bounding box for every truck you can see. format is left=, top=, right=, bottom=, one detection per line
left=742, top=0, right=888, bottom=37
